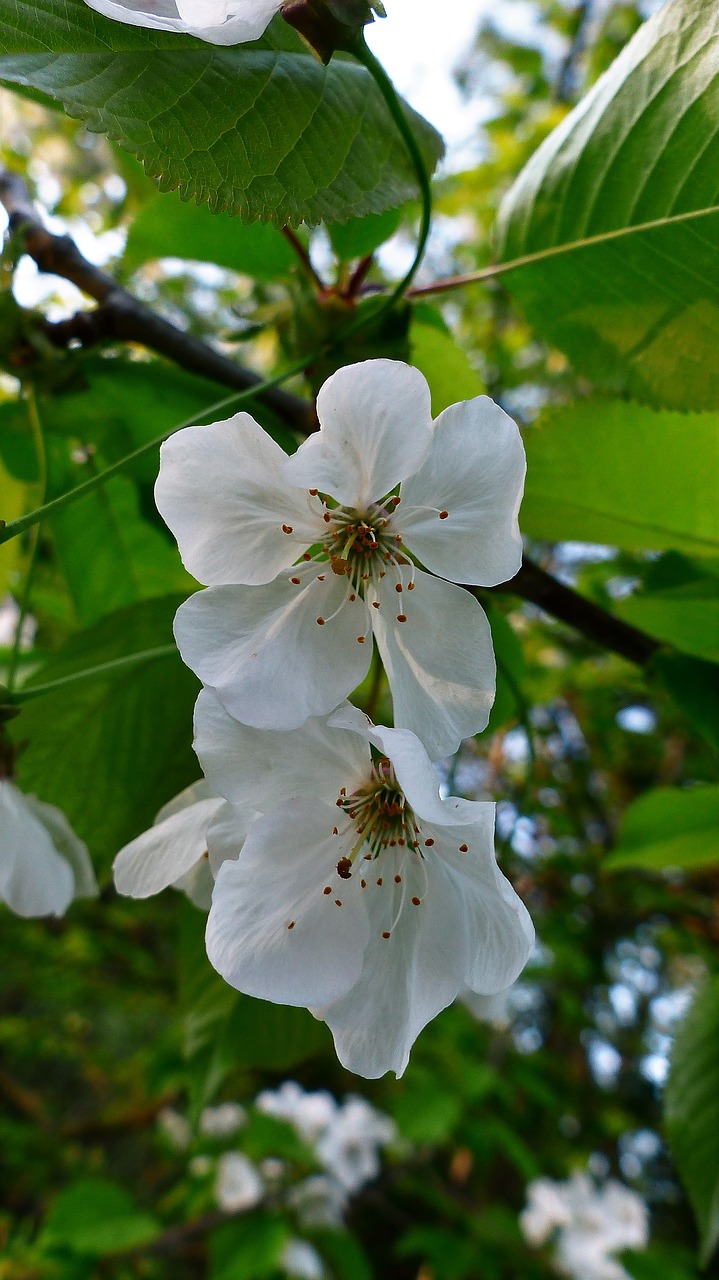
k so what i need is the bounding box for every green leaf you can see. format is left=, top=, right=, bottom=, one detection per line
left=617, top=577, right=719, bottom=663
left=485, top=606, right=527, bottom=735
left=0, top=0, right=443, bottom=227
left=14, top=596, right=200, bottom=865
left=329, top=207, right=403, bottom=260
left=41, top=1178, right=159, bottom=1257
left=124, top=190, right=296, bottom=280
left=410, top=308, right=486, bottom=415
left=209, top=1217, right=289, bottom=1280
left=223, top=995, right=330, bottom=1072
left=604, top=785, right=719, bottom=873
left=650, top=650, right=719, bottom=752
left=665, top=977, right=719, bottom=1267
left=498, top=0, right=719, bottom=410
left=522, top=400, right=719, bottom=555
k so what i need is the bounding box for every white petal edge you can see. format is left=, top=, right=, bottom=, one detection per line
left=369, top=567, right=496, bottom=761
left=0, top=781, right=74, bottom=918
left=398, top=395, right=525, bottom=586
left=174, top=567, right=371, bottom=730
left=284, top=360, right=434, bottom=510
left=82, top=0, right=282, bottom=43
left=206, top=800, right=370, bottom=1006
left=23, top=793, right=98, bottom=898
left=113, top=795, right=226, bottom=898
left=195, top=688, right=370, bottom=811
left=155, top=414, right=320, bottom=587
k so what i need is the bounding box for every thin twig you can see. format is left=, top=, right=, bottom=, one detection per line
left=0, top=171, right=317, bottom=434
left=282, top=224, right=326, bottom=291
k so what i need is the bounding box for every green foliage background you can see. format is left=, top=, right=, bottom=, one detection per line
left=0, top=1, right=718, bottom=1277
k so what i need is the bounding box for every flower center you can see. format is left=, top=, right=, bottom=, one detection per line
left=322, top=501, right=405, bottom=591
left=335, top=757, right=421, bottom=868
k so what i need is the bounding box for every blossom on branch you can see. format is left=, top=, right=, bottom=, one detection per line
left=198, top=693, right=534, bottom=1077
left=0, top=779, right=97, bottom=918
left=157, top=359, right=525, bottom=760
left=82, top=0, right=283, bottom=45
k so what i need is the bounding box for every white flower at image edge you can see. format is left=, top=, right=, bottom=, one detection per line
left=197, top=691, right=534, bottom=1078
left=520, top=1173, right=649, bottom=1280
left=112, top=778, right=250, bottom=909
left=0, top=779, right=98, bottom=918
left=82, top=0, right=283, bottom=44
left=156, top=359, right=526, bottom=761
left=215, top=1151, right=264, bottom=1213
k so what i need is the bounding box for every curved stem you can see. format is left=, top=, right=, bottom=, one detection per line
left=345, top=36, right=433, bottom=323
left=6, top=386, right=46, bottom=693
left=8, top=645, right=178, bottom=703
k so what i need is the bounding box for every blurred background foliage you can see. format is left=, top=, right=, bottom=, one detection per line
left=0, top=0, right=718, bottom=1277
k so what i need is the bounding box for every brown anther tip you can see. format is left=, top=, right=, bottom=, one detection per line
left=336, top=857, right=352, bottom=880
left=349, top=593, right=357, bottom=601
left=316, top=616, right=325, bottom=625
left=382, top=931, right=391, bottom=939
left=334, top=899, right=343, bottom=906
left=202, top=849, right=210, bottom=859
left=407, top=581, right=416, bottom=590
left=290, top=576, right=301, bottom=584
left=376, top=877, right=383, bottom=886
left=411, top=896, right=421, bottom=906
left=332, top=826, right=339, bottom=835
left=323, top=886, right=332, bottom=895
left=439, top=510, right=449, bottom=519
left=282, top=523, right=294, bottom=533
left=398, top=838, right=406, bottom=846
left=394, top=874, right=401, bottom=883
left=287, top=920, right=296, bottom=929
left=372, top=601, right=380, bottom=609
left=303, top=552, right=312, bottom=560
left=356, top=636, right=366, bottom=643
left=395, top=583, right=403, bottom=593
left=459, top=843, right=469, bottom=852
left=424, top=838, right=435, bottom=847
left=309, top=488, right=319, bottom=495
left=335, top=798, right=344, bottom=807
left=340, top=788, right=347, bottom=795
left=361, top=879, right=367, bottom=888
left=396, top=614, right=407, bottom=623
left=323, top=512, right=332, bottom=522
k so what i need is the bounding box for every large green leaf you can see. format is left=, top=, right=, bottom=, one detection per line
left=498, top=0, right=719, bottom=410
left=618, top=579, right=719, bottom=663
left=522, top=400, right=719, bottom=555
left=604, top=785, right=719, bottom=873
left=665, top=977, right=719, bottom=1267
left=41, top=1179, right=160, bottom=1258
left=0, top=0, right=443, bottom=226
left=14, top=596, right=200, bottom=865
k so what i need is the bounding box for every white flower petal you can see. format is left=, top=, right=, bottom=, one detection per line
left=0, top=781, right=74, bottom=918
left=398, top=396, right=525, bottom=586
left=155, top=415, right=319, bottom=587
left=368, top=567, right=495, bottom=760
left=207, top=801, right=370, bottom=1006
left=366, top=724, right=488, bottom=826
left=284, top=361, right=433, bottom=510
left=23, top=794, right=98, bottom=898
left=174, top=856, right=216, bottom=910
left=113, top=795, right=226, bottom=898
left=206, top=801, right=259, bottom=877
left=195, top=688, right=370, bottom=811
left=83, top=0, right=282, bottom=44
left=174, top=568, right=371, bottom=730
left=313, top=852, right=467, bottom=1078
left=431, top=823, right=535, bottom=995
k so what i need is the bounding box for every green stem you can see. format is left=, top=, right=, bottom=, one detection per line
left=9, top=645, right=178, bottom=703
left=6, top=386, right=46, bottom=693
left=0, top=354, right=312, bottom=549
left=347, top=35, right=433, bottom=320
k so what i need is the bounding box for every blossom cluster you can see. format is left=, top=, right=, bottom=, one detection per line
left=520, top=1171, right=650, bottom=1280
left=156, top=1081, right=401, bottom=1278
left=109, top=358, right=535, bottom=1076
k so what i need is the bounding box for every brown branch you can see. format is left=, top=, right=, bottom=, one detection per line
left=0, top=170, right=317, bottom=434
left=492, top=558, right=662, bottom=667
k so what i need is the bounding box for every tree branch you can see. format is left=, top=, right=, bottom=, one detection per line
left=0, top=170, right=317, bottom=434
left=492, top=558, right=662, bottom=667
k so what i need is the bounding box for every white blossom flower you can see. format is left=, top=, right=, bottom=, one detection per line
left=287, top=1175, right=347, bottom=1228
left=200, top=1102, right=248, bottom=1138
left=256, top=1081, right=339, bottom=1145
left=113, top=779, right=251, bottom=909
left=521, top=1172, right=649, bottom=1280
left=0, top=779, right=97, bottom=918
left=157, top=359, right=525, bottom=761
left=215, top=1151, right=264, bottom=1213
left=281, top=1238, right=325, bottom=1280
left=200, top=693, right=534, bottom=1077
left=82, top=0, right=283, bottom=45
left=157, top=1105, right=193, bottom=1151
left=315, top=1096, right=396, bottom=1193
